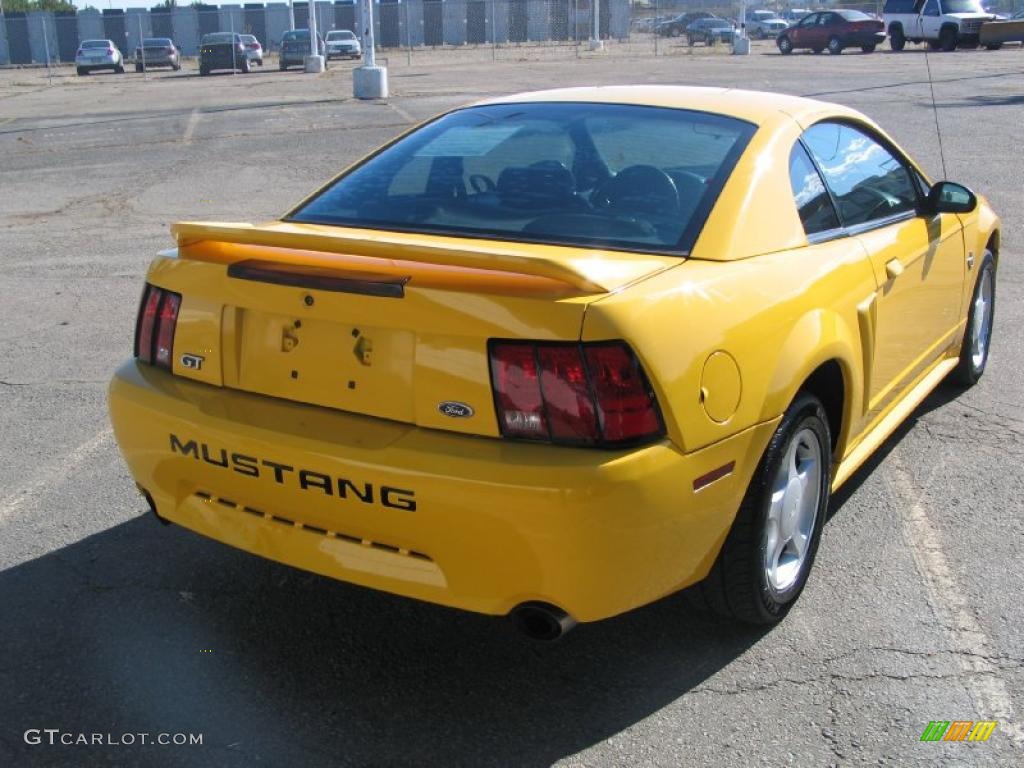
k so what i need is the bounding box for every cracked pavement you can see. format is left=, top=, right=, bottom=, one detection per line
left=1, top=42, right=1022, bottom=767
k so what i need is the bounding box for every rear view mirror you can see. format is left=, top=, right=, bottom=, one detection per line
left=927, top=181, right=977, bottom=215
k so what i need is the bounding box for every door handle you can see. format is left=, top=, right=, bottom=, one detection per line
left=885, top=259, right=905, bottom=280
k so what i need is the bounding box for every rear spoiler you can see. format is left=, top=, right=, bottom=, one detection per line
left=171, top=221, right=678, bottom=296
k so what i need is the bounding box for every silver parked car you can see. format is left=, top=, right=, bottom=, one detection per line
left=325, top=29, right=362, bottom=59
left=135, top=38, right=181, bottom=72
left=240, top=35, right=264, bottom=66
left=76, top=39, right=124, bottom=75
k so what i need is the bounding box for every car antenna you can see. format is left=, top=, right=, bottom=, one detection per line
left=922, top=47, right=949, bottom=180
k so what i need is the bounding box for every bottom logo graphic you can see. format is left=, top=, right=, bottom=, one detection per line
left=920, top=720, right=997, bottom=742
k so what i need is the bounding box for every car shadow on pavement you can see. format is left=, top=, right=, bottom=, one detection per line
left=0, top=503, right=769, bottom=767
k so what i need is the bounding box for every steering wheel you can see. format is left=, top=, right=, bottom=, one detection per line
left=469, top=174, right=496, bottom=194
left=591, top=165, right=680, bottom=217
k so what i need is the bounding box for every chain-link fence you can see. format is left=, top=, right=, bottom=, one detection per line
left=3, top=1, right=1023, bottom=69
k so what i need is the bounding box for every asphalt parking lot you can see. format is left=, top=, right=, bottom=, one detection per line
left=1, top=42, right=1022, bottom=767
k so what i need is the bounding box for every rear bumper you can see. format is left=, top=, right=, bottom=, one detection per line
left=109, top=362, right=776, bottom=622
left=845, top=31, right=887, bottom=45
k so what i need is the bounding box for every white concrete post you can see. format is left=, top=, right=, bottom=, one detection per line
left=354, top=0, right=387, bottom=97
left=306, top=0, right=325, bottom=71
left=589, top=0, right=603, bottom=50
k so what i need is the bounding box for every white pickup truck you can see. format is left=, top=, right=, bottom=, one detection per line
left=884, top=0, right=1000, bottom=51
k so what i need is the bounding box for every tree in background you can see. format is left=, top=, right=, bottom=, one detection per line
left=1, top=0, right=77, bottom=11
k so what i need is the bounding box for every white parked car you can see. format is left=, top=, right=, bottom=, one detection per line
left=745, top=10, right=789, bottom=38
left=325, top=29, right=362, bottom=60
left=884, top=0, right=999, bottom=50
left=76, top=39, right=124, bottom=75
left=240, top=35, right=264, bottom=66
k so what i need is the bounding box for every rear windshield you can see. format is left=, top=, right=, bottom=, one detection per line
left=707, top=19, right=734, bottom=27
left=142, top=38, right=172, bottom=46
left=81, top=40, right=110, bottom=49
left=290, top=102, right=756, bottom=254
left=283, top=30, right=311, bottom=41
left=202, top=33, right=239, bottom=44
left=837, top=9, right=872, bottom=19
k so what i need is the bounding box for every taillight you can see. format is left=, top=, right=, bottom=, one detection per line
left=134, top=284, right=181, bottom=370
left=106, top=48, right=114, bottom=55
left=489, top=341, right=664, bottom=448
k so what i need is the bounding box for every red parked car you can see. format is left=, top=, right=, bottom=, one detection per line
left=777, top=10, right=886, bottom=54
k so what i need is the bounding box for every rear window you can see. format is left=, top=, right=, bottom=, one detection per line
left=884, top=0, right=917, bottom=13
left=202, top=33, right=239, bottom=44
left=81, top=40, right=110, bottom=49
left=837, top=10, right=873, bottom=20
left=143, top=38, right=172, bottom=46
left=283, top=30, right=311, bottom=42
left=289, top=102, right=756, bottom=254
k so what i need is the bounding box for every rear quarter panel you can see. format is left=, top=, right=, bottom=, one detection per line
left=582, top=238, right=875, bottom=458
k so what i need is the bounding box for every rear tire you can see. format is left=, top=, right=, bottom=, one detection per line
left=890, top=24, right=906, bottom=51
left=778, top=36, right=793, bottom=54
left=115, top=64, right=125, bottom=74
left=827, top=35, right=843, bottom=54
left=135, top=64, right=143, bottom=73
left=77, top=67, right=87, bottom=76
left=241, top=58, right=251, bottom=74
left=861, top=43, right=876, bottom=53
left=692, top=392, right=832, bottom=624
left=950, top=251, right=996, bottom=387
left=199, top=66, right=209, bottom=76
left=985, top=42, right=1002, bottom=50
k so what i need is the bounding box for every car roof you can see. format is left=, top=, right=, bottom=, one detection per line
left=476, top=86, right=860, bottom=131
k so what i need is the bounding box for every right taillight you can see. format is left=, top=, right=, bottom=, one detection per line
left=489, top=341, right=664, bottom=448
left=134, top=284, right=181, bottom=370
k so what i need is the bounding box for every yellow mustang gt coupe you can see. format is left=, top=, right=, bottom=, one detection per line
left=109, top=86, right=999, bottom=639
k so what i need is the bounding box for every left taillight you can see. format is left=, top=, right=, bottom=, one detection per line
left=134, top=284, right=181, bottom=370
left=489, top=340, right=665, bottom=448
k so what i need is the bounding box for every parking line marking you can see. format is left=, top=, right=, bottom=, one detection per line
left=0, top=428, right=113, bottom=527
left=888, top=454, right=1022, bottom=747
left=386, top=102, right=416, bottom=124
left=182, top=108, right=201, bottom=144
left=0, top=117, right=14, bottom=127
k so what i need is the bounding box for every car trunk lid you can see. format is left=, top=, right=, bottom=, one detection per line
left=156, top=220, right=678, bottom=438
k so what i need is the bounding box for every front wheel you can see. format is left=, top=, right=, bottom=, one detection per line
left=827, top=36, right=843, bottom=54
left=777, top=36, right=793, bottom=54
left=691, top=392, right=832, bottom=624
left=951, top=251, right=996, bottom=387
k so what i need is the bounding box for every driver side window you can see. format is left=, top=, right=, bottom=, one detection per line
left=923, top=0, right=940, bottom=16
left=799, top=14, right=818, bottom=27
left=801, top=122, right=918, bottom=228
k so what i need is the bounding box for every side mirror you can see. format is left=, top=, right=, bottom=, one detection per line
left=926, top=181, right=977, bottom=215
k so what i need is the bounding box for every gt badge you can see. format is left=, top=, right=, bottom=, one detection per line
left=438, top=401, right=474, bottom=419
left=181, top=353, right=205, bottom=371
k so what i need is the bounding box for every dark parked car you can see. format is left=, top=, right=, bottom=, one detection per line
left=777, top=10, right=885, bottom=54
left=687, top=18, right=737, bottom=46
left=135, top=37, right=180, bottom=72
left=280, top=29, right=326, bottom=70
left=654, top=12, right=714, bottom=37
left=199, top=32, right=250, bottom=75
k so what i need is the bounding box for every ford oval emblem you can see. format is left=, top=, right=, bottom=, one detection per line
left=438, top=401, right=474, bottom=419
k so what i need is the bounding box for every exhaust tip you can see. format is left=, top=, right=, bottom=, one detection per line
left=509, top=601, right=576, bottom=641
